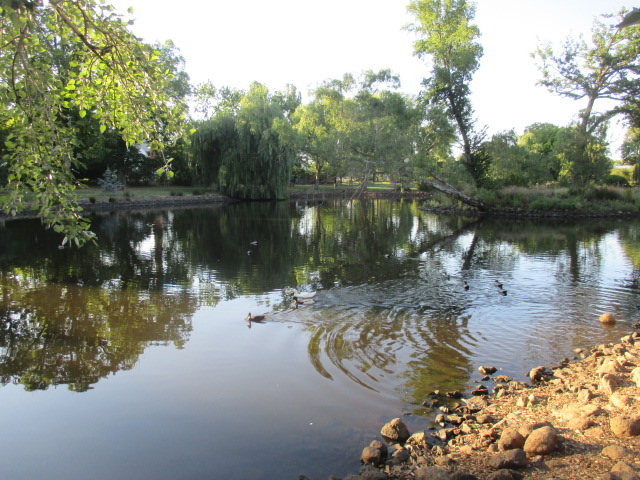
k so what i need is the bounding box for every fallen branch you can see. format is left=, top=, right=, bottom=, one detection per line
left=419, top=175, right=486, bottom=211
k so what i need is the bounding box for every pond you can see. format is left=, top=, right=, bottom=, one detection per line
left=0, top=199, right=638, bottom=479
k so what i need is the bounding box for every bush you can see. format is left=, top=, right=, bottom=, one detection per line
left=88, top=197, right=96, bottom=204
left=603, top=174, right=629, bottom=187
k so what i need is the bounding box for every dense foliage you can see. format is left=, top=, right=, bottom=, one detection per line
left=1, top=1, right=639, bottom=246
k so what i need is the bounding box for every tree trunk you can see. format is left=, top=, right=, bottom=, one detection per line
left=419, top=175, right=486, bottom=211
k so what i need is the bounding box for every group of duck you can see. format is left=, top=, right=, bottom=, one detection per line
left=245, top=289, right=318, bottom=327
left=463, top=279, right=507, bottom=295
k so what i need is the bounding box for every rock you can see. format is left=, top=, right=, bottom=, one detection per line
left=381, top=418, right=410, bottom=443
left=498, top=428, right=525, bottom=451
left=602, top=445, right=631, bottom=459
left=523, top=426, right=558, bottom=455
left=485, top=470, right=524, bottom=480
left=357, top=465, right=388, bottom=480
left=597, top=358, right=627, bottom=375
left=576, top=388, right=594, bottom=403
left=599, top=313, right=616, bottom=324
left=486, top=449, right=528, bottom=469
left=610, top=391, right=634, bottom=409
left=610, top=415, right=640, bottom=437
left=361, top=440, right=388, bottom=465
left=450, top=472, right=479, bottom=480
left=631, top=367, right=640, bottom=387
left=479, top=366, right=498, bottom=375
left=566, top=416, right=596, bottom=431
left=414, top=466, right=452, bottom=480
left=493, top=375, right=513, bottom=383
left=471, top=385, right=489, bottom=396
left=528, top=366, right=552, bottom=382
left=476, top=414, right=495, bottom=424
left=387, top=447, right=410, bottom=465
left=611, top=461, right=637, bottom=474
left=407, top=432, right=428, bottom=447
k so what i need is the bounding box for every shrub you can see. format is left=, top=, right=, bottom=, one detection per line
left=108, top=197, right=116, bottom=203
left=603, top=174, right=629, bottom=187
left=88, top=197, right=96, bottom=204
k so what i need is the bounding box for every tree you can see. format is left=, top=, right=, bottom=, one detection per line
left=406, top=0, right=485, bottom=184
left=191, top=82, right=300, bottom=199
left=535, top=9, right=640, bottom=134
left=0, top=1, right=189, bottom=245
left=293, top=70, right=420, bottom=189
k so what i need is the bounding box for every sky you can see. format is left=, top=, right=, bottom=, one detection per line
left=110, top=0, right=634, bottom=157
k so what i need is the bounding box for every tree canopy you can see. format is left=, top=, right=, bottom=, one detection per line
left=0, top=0, right=189, bottom=245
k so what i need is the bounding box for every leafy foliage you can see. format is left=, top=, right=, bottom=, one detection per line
left=0, top=1, right=189, bottom=245
left=191, top=82, right=300, bottom=199
left=406, top=0, right=485, bottom=183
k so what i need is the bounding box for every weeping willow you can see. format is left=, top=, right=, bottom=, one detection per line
left=191, top=83, right=298, bottom=200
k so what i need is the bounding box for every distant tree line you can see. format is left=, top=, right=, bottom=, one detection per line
left=0, top=0, right=639, bottom=244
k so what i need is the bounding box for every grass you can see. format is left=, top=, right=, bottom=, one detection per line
left=74, top=185, right=213, bottom=201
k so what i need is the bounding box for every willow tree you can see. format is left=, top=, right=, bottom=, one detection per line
left=0, top=1, right=188, bottom=245
left=406, top=0, right=485, bottom=185
left=191, top=82, right=300, bottom=199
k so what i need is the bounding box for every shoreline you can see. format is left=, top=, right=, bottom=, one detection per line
left=332, top=326, right=640, bottom=480
left=2, top=189, right=640, bottom=221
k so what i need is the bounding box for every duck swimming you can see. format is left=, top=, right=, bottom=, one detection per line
left=246, top=313, right=266, bottom=323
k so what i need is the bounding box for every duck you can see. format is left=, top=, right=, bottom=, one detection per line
left=463, top=281, right=469, bottom=291
left=494, top=280, right=503, bottom=289
left=246, top=312, right=266, bottom=323
left=499, top=288, right=507, bottom=296
left=291, top=290, right=317, bottom=299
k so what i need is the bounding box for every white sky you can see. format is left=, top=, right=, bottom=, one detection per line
left=110, top=0, right=633, bottom=157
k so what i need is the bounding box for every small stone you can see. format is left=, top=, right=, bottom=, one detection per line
left=576, top=389, right=594, bottom=403
left=407, top=432, right=428, bottom=447
left=523, top=426, right=558, bottom=455
left=528, top=366, right=551, bottom=382
left=486, top=449, right=527, bottom=469
left=611, top=461, right=637, bottom=474
left=602, top=445, right=631, bottom=459
left=610, top=415, right=640, bottom=437
left=599, top=374, right=624, bottom=395
left=597, top=359, right=627, bottom=375
left=610, top=392, right=634, bottom=409
left=479, top=366, right=498, bottom=375
left=476, top=414, right=495, bottom=424
left=391, top=447, right=410, bottom=462
left=381, top=418, right=411, bottom=443
left=599, top=313, right=616, bottom=324
left=566, top=416, right=596, bottom=431
left=471, top=385, right=489, bottom=396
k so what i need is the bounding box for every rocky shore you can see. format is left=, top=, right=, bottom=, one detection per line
left=309, top=327, right=640, bottom=480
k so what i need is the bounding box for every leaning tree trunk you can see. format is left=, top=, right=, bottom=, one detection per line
left=419, top=175, right=486, bottom=211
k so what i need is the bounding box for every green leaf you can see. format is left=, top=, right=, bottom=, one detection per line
left=99, top=124, right=107, bottom=134
left=155, top=167, right=165, bottom=175
left=79, top=110, right=87, bottom=118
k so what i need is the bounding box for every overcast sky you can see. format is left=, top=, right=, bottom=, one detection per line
left=110, top=0, right=633, bottom=156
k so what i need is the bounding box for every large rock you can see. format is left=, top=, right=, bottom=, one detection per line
left=610, top=415, right=640, bottom=437
left=485, top=470, right=524, bottom=480
left=523, top=426, right=558, bottom=455
left=414, top=466, right=451, bottom=480
left=486, top=449, right=527, bottom=469
left=479, top=365, right=498, bottom=375
left=380, top=418, right=410, bottom=443
left=498, top=428, right=525, bottom=451
left=599, top=373, right=624, bottom=394
left=360, top=440, right=387, bottom=465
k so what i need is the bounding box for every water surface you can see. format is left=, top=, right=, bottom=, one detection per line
left=0, top=199, right=638, bottom=479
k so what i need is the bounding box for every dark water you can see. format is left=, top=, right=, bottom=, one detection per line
left=0, top=199, right=638, bottom=479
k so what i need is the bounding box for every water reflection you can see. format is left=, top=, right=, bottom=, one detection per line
left=0, top=202, right=638, bottom=399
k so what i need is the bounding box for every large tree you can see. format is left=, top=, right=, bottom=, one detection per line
left=535, top=9, right=640, bottom=134
left=406, top=0, right=485, bottom=184
left=0, top=1, right=189, bottom=245
left=534, top=8, right=639, bottom=184
left=191, top=82, right=300, bottom=200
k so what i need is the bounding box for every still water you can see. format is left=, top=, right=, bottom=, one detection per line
left=0, top=199, right=639, bottom=479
